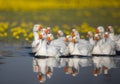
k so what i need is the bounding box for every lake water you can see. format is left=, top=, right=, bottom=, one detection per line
left=0, top=43, right=120, bottom=84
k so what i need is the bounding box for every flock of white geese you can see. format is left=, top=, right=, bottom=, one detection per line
left=31, top=24, right=120, bottom=57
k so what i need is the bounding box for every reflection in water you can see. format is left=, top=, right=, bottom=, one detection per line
left=33, top=56, right=120, bottom=83
left=93, top=56, right=115, bottom=76
left=64, top=57, right=92, bottom=76
left=33, top=57, right=57, bottom=83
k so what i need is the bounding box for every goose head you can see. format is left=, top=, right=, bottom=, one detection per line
left=39, top=32, right=47, bottom=40
left=47, top=34, right=54, bottom=42
left=72, top=29, right=77, bottom=32
left=96, top=26, right=105, bottom=34
left=65, top=35, right=72, bottom=42
left=71, top=67, right=78, bottom=76
left=37, top=73, right=46, bottom=83
left=86, top=31, right=93, bottom=38
left=71, top=29, right=79, bottom=37
left=57, top=30, right=64, bottom=37
left=107, top=26, right=114, bottom=33
left=103, top=66, right=108, bottom=74
left=71, top=29, right=77, bottom=36
left=93, top=68, right=98, bottom=77
left=33, top=24, right=42, bottom=32
left=64, top=66, right=72, bottom=74
left=93, top=33, right=100, bottom=41
left=47, top=27, right=51, bottom=34
left=72, top=36, right=79, bottom=43
left=104, top=32, right=109, bottom=39
left=41, top=28, right=48, bottom=35
left=46, top=67, right=53, bottom=78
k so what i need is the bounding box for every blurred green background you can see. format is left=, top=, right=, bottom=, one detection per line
left=0, top=0, right=120, bottom=44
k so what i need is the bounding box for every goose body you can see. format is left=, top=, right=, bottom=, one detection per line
left=35, top=32, right=61, bottom=57
left=37, top=58, right=48, bottom=74
left=50, top=30, right=69, bottom=56
left=107, top=26, right=120, bottom=51
left=32, top=24, right=42, bottom=53
left=68, top=36, right=92, bottom=56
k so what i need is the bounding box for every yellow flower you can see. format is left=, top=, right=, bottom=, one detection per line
left=52, top=26, right=59, bottom=33
left=13, top=32, right=18, bottom=37
left=4, top=32, right=7, bottom=37
left=15, top=36, right=19, bottom=39
left=25, top=37, right=29, bottom=41
left=28, top=33, right=33, bottom=38
left=0, top=28, right=5, bottom=32
left=0, top=33, right=3, bottom=37
left=23, top=33, right=27, bottom=37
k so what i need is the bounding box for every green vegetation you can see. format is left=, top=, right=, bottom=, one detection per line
left=0, top=0, right=120, bottom=43
left=0, top=0, right=120, bottom=11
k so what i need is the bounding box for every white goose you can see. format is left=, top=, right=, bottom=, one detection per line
left=96, top=26, right=105, bottom=38
left=65, top=35, right=72, bottom=45
left=93, top=56, right=103, bottom=76
left=72, top=30, right=93, bottom=53
left=103, top=32, right=116, bottom=55
left=107, top=26, right=120, bottom=51
left=64, top=58, right=80, bottom=76
left=72, top=30, right=89, bottom=44
left=34, top=29, right=48, bottom=53
left=92, top=33, right=115, bottom=55
left=35, top=32, right=61, bottom=57
left=93, top=56, right=115, bottom=76
left=50, top=30, right=68, bottom=56
left=101, top=57, right=115, bottom=74
left=92, top=33, right=104, bottom=55
left=69, top=36, right=92, bottom=56
left=33, top=58, right=39, bottom=73
left=31, top=24, right=42, bottom=53
left=79, top=58, right=92, bottom=67
left=71, top=58, right=80, bottom=76
left=86, top=31, right=95, bottom=46
left=107, top=26, right=120, bottom=41
left=96, top=26, right=115, bottom=55
left=46, top=58, right=58, bottom=78
left=64, top=58, right=74, bottom=75
left=36, top=58, right=47, bottom=83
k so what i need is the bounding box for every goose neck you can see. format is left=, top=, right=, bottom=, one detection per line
left=33, top=31, right=39, bottom=40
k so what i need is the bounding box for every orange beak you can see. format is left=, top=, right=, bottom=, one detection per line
left=57, top=32, right=60, bottom=36
left=65, top=38, right=69, bottom=42
left=103, top=66, right=108, bottom=74
left=93, top=68, right=98, bottom=76
left=96, top=29, right=99, bottom=33
left=71, top=69, right=75, bottom=74
left=39, top=34, right=43, bottom=39
left=86, top=34, right=90, bottom=38
left=47, top=36, right=51, bottom=42
left=38, top=74, right=43, bottom=81
left=97, top=67, right=101, bottom=74
left=64, top=67, right=69, bottom=74
left=44, top=29, right=48, bottom=34
left=93, top=36, right=99, bottom=41
left=107, top=28, right=110, bottom=32
left=71, top=32, right=75, bottom=37
left=72, top=39, right=76, bottom=43
left=38, top=26, right=42, bottom=31
left=104, top=34, right=108, bottom=38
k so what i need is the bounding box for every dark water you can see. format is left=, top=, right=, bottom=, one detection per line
left=0, top=44, right=120, bottom=84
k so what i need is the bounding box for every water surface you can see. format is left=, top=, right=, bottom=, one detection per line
left=0, top=44, right=120, bottom=84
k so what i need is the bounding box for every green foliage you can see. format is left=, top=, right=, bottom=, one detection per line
left=0, top=0, right=120, bottom=43
left=0, top=0, right=120, bottom=11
